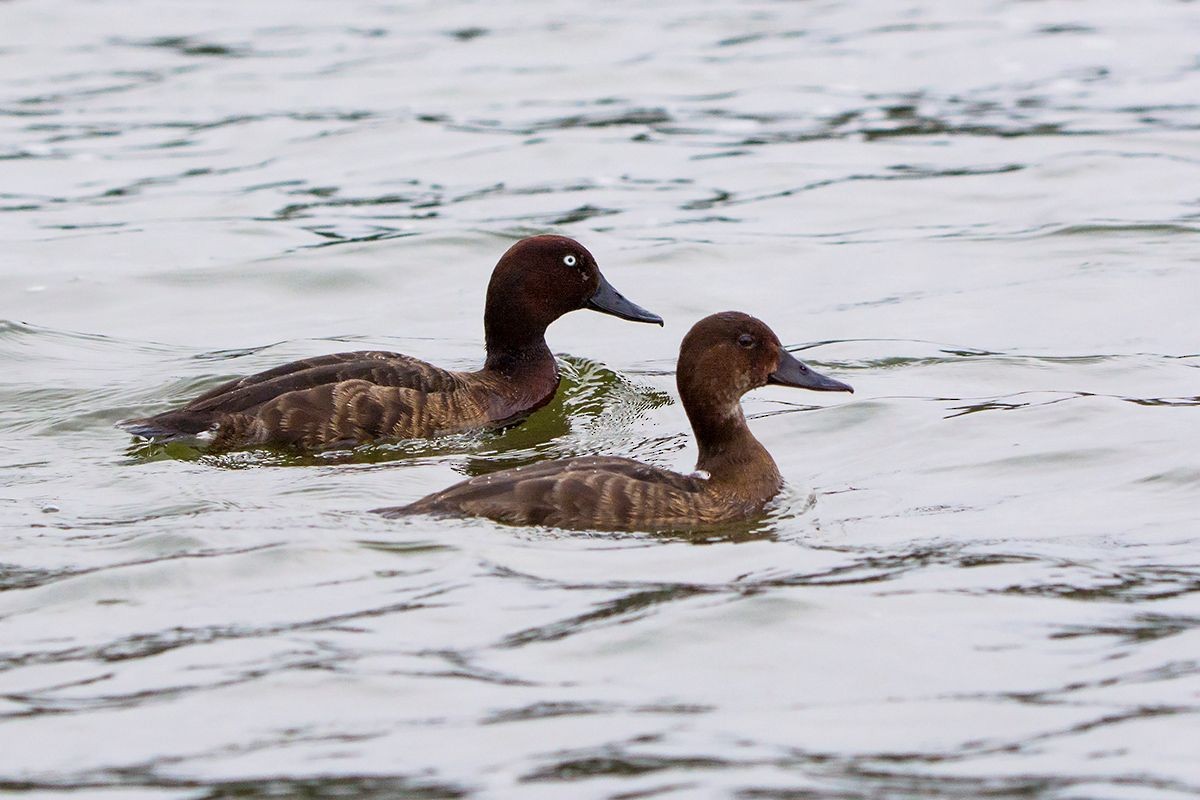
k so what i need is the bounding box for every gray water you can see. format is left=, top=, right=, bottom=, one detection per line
left=2, top=0, right=1199, bottom=797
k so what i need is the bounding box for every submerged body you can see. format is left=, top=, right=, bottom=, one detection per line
left=380, top=312, right=853, bottom=532
left=118, top=236, right=661, bottom=450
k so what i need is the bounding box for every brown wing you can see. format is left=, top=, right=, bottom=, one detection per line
left=186, top=351, right=402, bottom=405
left=186, top=351, right=462, bottom=413
left=384, top=456, right=713, bottom=532
left=120, top=351, right=476, bottom=444
left=213, top=379, right=493, bottom=450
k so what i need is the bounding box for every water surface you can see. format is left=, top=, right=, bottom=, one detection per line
left=2, top=0, right=1199, bottom=797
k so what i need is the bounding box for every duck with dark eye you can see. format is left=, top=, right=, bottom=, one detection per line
left=117, top=235, right=662, bottom=451
left=376, top=311, right=852, bottom=532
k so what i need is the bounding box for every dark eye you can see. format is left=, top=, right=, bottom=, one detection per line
left=737, top=334, right=755, bottom=349
left=562, top=254, right=578, bottom=267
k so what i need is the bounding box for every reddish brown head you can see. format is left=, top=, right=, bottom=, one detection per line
left=676, top=312, right=852, bottom=450
left=483, top=236, right=661, bottom=366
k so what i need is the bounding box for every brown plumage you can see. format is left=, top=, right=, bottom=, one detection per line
left=117, top=236, right=662, bottom=451
left=378, top=312, right=854, bottom=532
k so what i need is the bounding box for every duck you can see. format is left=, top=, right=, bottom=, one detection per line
left=117, top=235, right=662, bottom=451
left=377, top=311, right=853, bottom=532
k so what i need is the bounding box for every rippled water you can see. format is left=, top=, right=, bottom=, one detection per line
left=3, top=0, right=1199, bottom=797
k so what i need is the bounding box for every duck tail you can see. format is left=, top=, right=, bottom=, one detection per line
left=371, top=502, right=427, bottom=518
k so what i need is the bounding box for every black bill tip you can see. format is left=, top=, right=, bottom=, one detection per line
left=767, top=350, right=853, bottom=393
left=586, top=273, right=663, bottom=326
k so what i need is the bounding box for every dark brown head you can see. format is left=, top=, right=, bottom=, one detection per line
left=676, top=312, right=853, bottom=438
left=483, top=235, right=661, bottom=360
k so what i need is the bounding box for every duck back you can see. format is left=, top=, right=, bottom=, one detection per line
left=379, top=455, right=773, bottom=532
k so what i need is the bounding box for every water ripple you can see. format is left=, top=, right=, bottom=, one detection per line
left=3, top=0, right=1199, bottom=796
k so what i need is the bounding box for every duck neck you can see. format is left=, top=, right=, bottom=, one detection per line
left=687, top=400, right=782, bottom=496
left=482, top=294, right=554, bottom=368
left=483, top=332, right=556, bottom=384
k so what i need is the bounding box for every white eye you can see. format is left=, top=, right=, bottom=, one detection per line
left=563, top=254, right=577, bottom=267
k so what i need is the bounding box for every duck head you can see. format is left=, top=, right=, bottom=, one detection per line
left=677, top=311, right=852, bottom=430
left=483, top=235, right=661, bottom=358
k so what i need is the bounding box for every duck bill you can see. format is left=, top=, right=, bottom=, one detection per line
left=768, top=350, right=853, bottom=393
left=586, top=273, right=664, bottom=326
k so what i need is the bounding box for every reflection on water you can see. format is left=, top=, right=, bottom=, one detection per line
left=3, top=0, right=1200, bottom=797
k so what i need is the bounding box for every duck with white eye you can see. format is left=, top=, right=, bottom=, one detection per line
left=117, top=235, right=662, bottom=451
left=377, top=311, right=853, bottom=533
